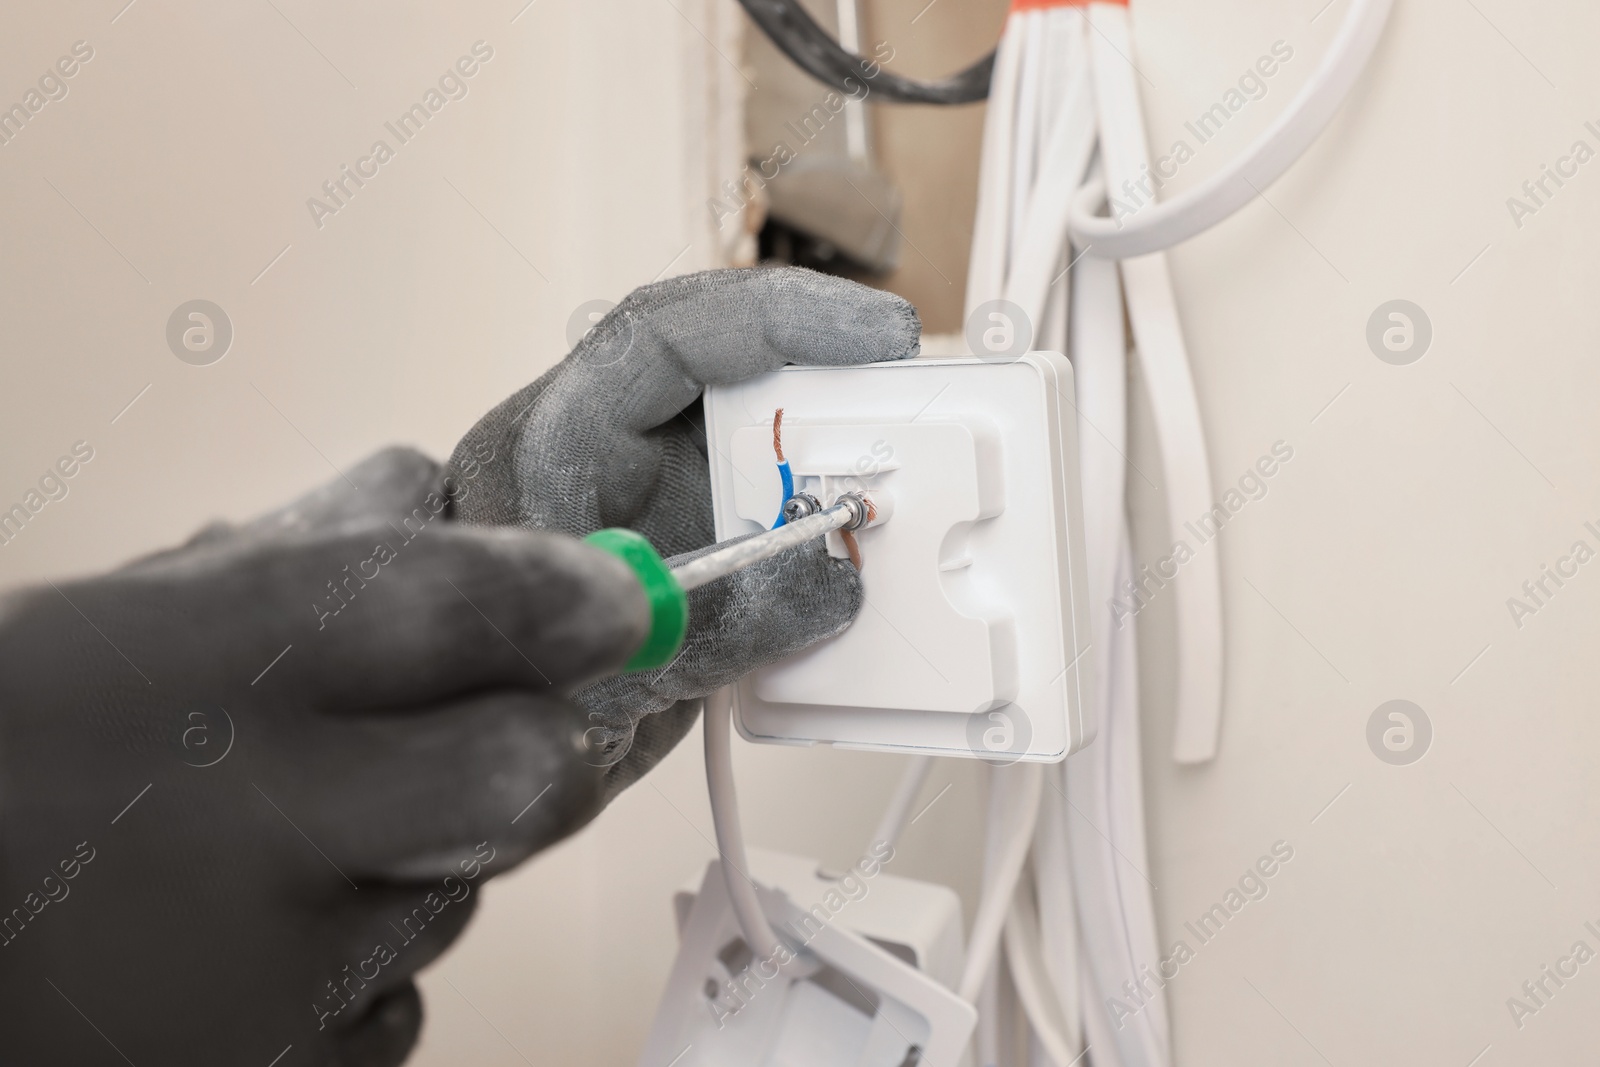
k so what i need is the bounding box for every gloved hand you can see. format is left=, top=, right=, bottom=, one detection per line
left=449, top=266, right=921, bottom=796
left=0, top=266, right=916, bottom=1067
left=0, top=448, right=649, bottom=1066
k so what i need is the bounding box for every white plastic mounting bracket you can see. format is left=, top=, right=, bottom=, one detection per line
left=704, top=354, right=1094, bottom=762
left=637, top=854, right=976, bottom=1067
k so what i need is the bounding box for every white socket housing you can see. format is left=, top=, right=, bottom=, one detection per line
left=703, top=354, right=1094, bottom=762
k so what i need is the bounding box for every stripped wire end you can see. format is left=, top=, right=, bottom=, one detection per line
left=770, top=407, right=794, bottom=529
left=840, top=529, right=863, bottom=571
left=840, top=494, right=874, bottom=572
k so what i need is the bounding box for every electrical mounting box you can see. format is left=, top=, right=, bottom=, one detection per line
left=670, top=850, right=967, bottom=990
left=638, top=851, right=976, bottom=1067
left=703, top=354, right=1094, bottom=762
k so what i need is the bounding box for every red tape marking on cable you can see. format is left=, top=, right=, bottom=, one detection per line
left=1010, top=0, right=1114, bottom=11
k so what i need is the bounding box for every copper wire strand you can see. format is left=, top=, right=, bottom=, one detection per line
left=772, top=407, right=785, bottom=462
left=840, top=495, right=874, bottom=571
left=840, top=529, right=863, bottom=570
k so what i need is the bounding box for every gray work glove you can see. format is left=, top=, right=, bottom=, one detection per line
left=449, top=266, right=921, bottom=797
left=0, top=448, right=649, bottom=1066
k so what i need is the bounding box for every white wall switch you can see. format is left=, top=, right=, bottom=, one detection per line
left=704, top=354, right=1094, bottom=762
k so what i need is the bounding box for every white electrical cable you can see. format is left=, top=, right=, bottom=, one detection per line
left=1009, top=10, right=1046, bottom=259
left=958, top=762, right=1044, bottom=1004
left=703, top=686, right=783, bottom=962
left=1004, top=890, right=1077, bottom=1067
left=975, top=766, right=1007, bottom=1066
left=1062, top=169, right=1172, bottom=1067
left=1031, top=6, right=1080, bottom=363
left=863, top=754, right=934, bottom=863
left=964, top=15, right=1027, bottom=318
left=1067, top=534, right=1169, bottom=1067
left=1031, top=763, right=1081, bottom=1055
left=978, top=972, right=1002, bottom=1066
left=1002, top=8, right=1095, bottom=332
left=833, top=0, right=870, bottom=165
left=1128, top=279, right=1223, bottom=765
left=1086, top=0, right=1223, bottom=766
left=1103, top=540, right=1170, bottom=1054
left=1035, top=4, right=1075, bottom=145
left=1078, top=948, right=1128, bottom=1067
left=1069, top=0, right=1394, bottom=257
left=1069, top=195, right=1126, bottom=729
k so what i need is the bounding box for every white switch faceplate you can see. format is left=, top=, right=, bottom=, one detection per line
left=704, top=355, right=1094, bottom=763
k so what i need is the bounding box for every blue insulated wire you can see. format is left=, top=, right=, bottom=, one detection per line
left=772, top=461, right=794, bottom=528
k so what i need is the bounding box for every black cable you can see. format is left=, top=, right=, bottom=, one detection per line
left=736, top=0, right=994, bottom=105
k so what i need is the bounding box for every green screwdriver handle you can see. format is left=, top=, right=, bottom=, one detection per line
left=583, top=528, right=689, bottom=672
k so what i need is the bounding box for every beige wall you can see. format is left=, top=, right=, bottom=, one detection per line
left=859, top=0, right=1007, bottom=333
left=1128, top=0, right=1600, bottom=1063
left=5, top=1, right=1600, bottom=1065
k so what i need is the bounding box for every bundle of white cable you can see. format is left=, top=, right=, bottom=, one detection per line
left=958, top=1, right=1393, bottom=1065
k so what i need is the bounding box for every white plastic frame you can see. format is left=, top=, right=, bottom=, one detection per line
left=704, top=355, right=1094, bottom=763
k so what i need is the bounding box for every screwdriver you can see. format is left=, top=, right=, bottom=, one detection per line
left=583, top=492, right=871, bottom=671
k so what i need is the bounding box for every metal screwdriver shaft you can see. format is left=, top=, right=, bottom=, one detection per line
left=583, top=493, right=871, bottom=670
left=671, top=495, right=868, bottom=592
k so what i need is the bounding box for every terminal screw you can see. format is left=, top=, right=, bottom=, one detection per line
left=782, top=493, right=822, bottom=524
left=835, top=492, right=872, bottom=532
